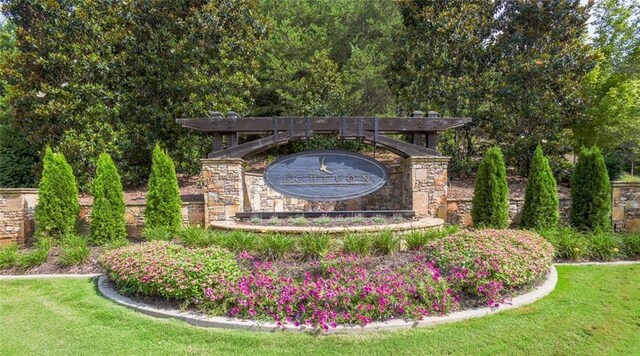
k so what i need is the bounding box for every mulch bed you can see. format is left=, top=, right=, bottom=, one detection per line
left=0, top=246, right=105, bottom=275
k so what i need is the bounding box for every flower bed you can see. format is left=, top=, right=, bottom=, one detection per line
left=101, top=229, right=554, bottom=331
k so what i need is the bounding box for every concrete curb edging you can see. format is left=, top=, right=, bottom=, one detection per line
left=97, top=265, right=557, bottom=334
left=0, top=273, right=102, bottom=280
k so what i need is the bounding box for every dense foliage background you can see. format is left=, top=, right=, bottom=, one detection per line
left=0, top=0, right=638, bottom=189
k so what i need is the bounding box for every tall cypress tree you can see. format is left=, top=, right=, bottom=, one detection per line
left=145, top=144, right=182, bottom=232
left=90, top=153, right=126, bottom=245
left=471, top=147, right=510, bottom=228
left=571, top=147, right=612, bottom=231
left=35, top=147, right=79, bottom=239
left=522, top=145, right=559, bottom=229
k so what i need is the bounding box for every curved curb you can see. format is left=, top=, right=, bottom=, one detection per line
left=0, top=273, right=101, bottom=280
left=554, top=261, right=640, bottom=266
left=97, top=265, right=557, bottom=334
left=210, top=217, right=444, bottom=235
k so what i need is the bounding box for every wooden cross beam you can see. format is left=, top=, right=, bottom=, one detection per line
left=177, top=112, right=471, bottom=158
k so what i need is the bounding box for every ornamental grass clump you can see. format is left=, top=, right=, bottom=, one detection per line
left=297, top=233, right=333, bottom=260
left=35, top=147, right=79, bottom=239
left=370, top=230, right=402, bottom=255
left=90, top=153, right=127, bottom=245
left=522, top=145, right=559, bottom=229
left=256, top=234, right=295, bottom=260
left=571, top=147, right=611, bottom=231
left=471, top=147, right=509, bottom=229
left=587, top=232, right=625, bottom=261
left=145, top=144, right=182, bottom=233
left=428, top=229, right=553, bottom=306
left=537, top=226, right=588, bottom=261
left=58, top=233, right=90, bottom=266
left=341, top=233, right=372, bottom=256
left=622, top=233, right=640, bottom=259
left=101, top=241, right=240, bottom=303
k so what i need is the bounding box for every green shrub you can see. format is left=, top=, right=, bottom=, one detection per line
left=315, top=215, right=331, bottom=226
left=570, top=147, right=611, bottom=231
left=101, top=241, right=240, bottom=304
left=471, top=147, right=509, bottom=229
left=522, top=145, right=559, bottom=229
left=537, top=226, right=588, bottom=261
left=288, top=216, right=308, bottom=226
left=267, top=216, right=280, bottom=226
left=371, top=215, right=386, bottom=225
left=256, top=234, right=295, bottom=260
left=17, top=237, right=53, bottom=270
left=341, top=233, right=372, bottom=256
left=218, top=231, right=257, bottom=252
left=587, top=232, right=624, bottom=261
left=58, top=234, right=90, bottom=266
left=35, top=147, right=79, bottom=239
left=371, top=230, right=401, bottom=255
left=90, top=153, right=127, bottom=245
left=178, top=226, right=217, bottom=247
left=351, top=214, right=365, bottom=225
left=143, top=226, right=175, bottom=242
left=0, top=243, right=19, bottom=269
left=622, top=233, right=640, bottom=259
left=145, top=144, right=182, bottom=232
left=429, top=229, right=554, bottom=291
left=298, top=233, right=333, bottom=260
left=0, top=124, right=37, bottom=188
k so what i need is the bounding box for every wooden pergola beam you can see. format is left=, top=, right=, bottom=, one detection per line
left=176, top=116, right=471, bottom=134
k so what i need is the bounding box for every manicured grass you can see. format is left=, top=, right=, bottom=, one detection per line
left=1, top=265, right=639, bottom=355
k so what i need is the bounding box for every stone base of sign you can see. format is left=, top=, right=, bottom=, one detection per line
left=612, top=182, right=640, bottom=232
left=210, top=217, right=444, bottom=235
left=400, top=156, right=449, bottom=218
left=0, top=189, right=38, bottom=246
left=200, top=158, right=246, bottom=223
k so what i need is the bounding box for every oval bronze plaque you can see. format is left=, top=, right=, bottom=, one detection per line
left=264, top=150, right=388, bottom=201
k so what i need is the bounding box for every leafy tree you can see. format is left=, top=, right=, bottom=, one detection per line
left=35, top=147, right=79, bottom=239
left=570, top=147, right=612, bottom=231
left=389, top=0, right=593, bottom=176
left=145, top=145, right=182, bottom=233
left=90, top=153, right=126, bottom=245
left=0, top=124, right=37, bottom=188
left=0, top=21, right=37, bottom=188
left=577, top=0, right=640, bottom=173
left=471, top=147, right=509, bottom=229
left=253, top=0, right=401, bottom=117
left=2, top=0, right=266, bottom=189
left=522, top=145, right=559, bottom=229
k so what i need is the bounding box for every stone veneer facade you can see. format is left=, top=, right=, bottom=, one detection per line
left=612, top=182, right=640, bottom=232
left=446, top=197, right=572, bottom=228
left=203, top=156, right=449, bottom=221
left=0, top=187, right=204, bottom=246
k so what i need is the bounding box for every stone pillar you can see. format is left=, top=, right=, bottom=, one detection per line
left=400, top=156, right=449, bottom=218
left=200, top=158, right=245, bottom=224
left=0, top=188, right=38, bottom=246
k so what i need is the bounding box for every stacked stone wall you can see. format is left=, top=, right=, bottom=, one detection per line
left=446, top=198, right=572, bottom=227
left=612, top=182, right=640, bottom=232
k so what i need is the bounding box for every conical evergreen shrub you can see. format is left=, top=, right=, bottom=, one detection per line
left=571, top=147, right=611, bottom=231
left=90, top=153, right=127, bottom=245
left=145, top=144, right=182, bottom=232
left=35, top=147, right=79, bottom=239
left=522, top=145, right=559, bottom=229
left=471, top=146, right=509, bottom=228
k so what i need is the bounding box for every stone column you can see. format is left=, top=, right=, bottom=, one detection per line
left=400, top=156, right=449, bottom=218
left=200, top=158, right=245, bottom=224
left=0, top=188, right=38, bottom=246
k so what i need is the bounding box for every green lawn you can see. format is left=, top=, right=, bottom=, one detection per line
left=1, top=265, right=639, bottom=355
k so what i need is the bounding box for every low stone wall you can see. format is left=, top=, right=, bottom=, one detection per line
left=612, top=182, right=640, bottom=232
left=446, top=198, right=572, bottom=228
left=0, top=188, right=205, bottom=245
left=78, top=201, right=205, bottom=238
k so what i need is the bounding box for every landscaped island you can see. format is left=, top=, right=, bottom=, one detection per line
left=101, top=229, right=553, bottom=331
